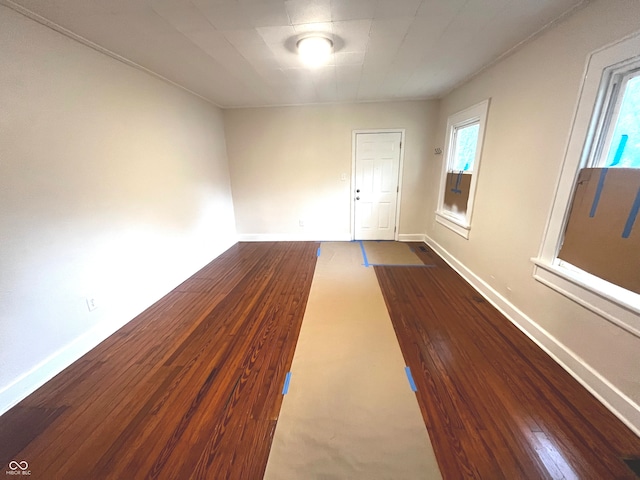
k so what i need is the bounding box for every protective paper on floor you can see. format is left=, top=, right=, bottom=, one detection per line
left=264, top=242, right=442, bottom=480
left=361, top=241, right=425, bottom=266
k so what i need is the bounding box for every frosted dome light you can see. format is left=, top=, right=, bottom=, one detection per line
left=297, top=36, right=333, bottom=68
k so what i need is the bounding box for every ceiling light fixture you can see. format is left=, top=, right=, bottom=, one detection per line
left=297, top=35, right=333, bottom=68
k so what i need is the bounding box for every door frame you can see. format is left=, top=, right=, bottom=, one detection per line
left=351, top=129, right=406, bottom=241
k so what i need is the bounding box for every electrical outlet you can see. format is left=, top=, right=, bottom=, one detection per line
left=299, top=219, right=304, bottom=227
left=340, top=173, right=347, bottom=181
left=86, top=297, right=98, bottom=312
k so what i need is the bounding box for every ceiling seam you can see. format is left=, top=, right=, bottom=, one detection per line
left=0, top=0, right=224, bottom=108
left=437, top=0, right=591, bottom=99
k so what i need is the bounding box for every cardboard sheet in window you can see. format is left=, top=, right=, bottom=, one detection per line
left=443, top=171, right=471, bottom=215
left=558, top=168, right=640, bottom=294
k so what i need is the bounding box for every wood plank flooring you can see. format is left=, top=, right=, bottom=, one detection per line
left=376, top=243, right=640, bottom=480
left=0, top=242, right=318, bottom=480
left=1, top=241, right=639, bottom=479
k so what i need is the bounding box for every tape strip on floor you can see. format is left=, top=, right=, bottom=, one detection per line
left=264, top=241, right=442, bottom=480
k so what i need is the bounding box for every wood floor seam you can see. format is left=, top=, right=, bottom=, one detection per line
left=1, top=241, right=638, bottom=479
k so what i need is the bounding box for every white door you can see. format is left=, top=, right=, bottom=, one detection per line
left=354, top=132, right=402, bottom=240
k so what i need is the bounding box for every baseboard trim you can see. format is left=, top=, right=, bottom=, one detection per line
left=237, top=233, right=426, bottom=243
left=0, top=239, right=237, bottom=417
left=237, top=233, right=352, bottom=242
left=0, top=319, right=127, bottom=416
left=397, top=234, right=427, bottom=242
left=424, top=235, right=640, bottom=438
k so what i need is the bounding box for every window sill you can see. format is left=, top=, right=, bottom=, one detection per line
left=531, top=259, right=640, bottom=338
left=435, top=212, right=470, bottom=239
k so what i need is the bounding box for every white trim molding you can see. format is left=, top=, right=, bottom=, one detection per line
left=0, top=316, right=130, bottom=416
left=533, top=260, right=640, bottom=339
left=351, top=129, right=406, bottom=241
left=0, top=239, right=237, bottom=416
left=239, top=233, right=426, bottom=243
left=237, top=233, right=352, bottom=242
left=397, top=233, right=428, bottom=242
left=533, top=32, right=640, bottom=338
left=435, top=213, right=471, bottom=239
left=425, top=235, right=640, bottom=438
left=435, top=99, right=490, bottom=238
left=0, top=0, right=220, bottom=107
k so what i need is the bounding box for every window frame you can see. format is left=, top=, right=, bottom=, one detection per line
left=533, top=32, right=640, bottom=338
left=435, top=99, right=490, bottom=239
left=588, top=64, right=640, bottom=168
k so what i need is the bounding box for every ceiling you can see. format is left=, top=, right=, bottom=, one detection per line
left=6, top=0, right=585, bottom=107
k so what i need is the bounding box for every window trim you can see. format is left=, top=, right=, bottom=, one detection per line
left=532, top=32, right=640, bottom=339
left=436, top=99, right=490, bottom=239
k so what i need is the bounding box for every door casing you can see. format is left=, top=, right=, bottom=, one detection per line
left=351, top=129, right=406, bottom=241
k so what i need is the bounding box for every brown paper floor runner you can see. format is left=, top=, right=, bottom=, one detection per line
left=263, top=242, right=441, bottom=480
left=361, top=240, right=427, bottom=266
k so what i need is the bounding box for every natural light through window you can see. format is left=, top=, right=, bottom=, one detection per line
left=436, top=100, right=489, bottom=239
left=533, top=34, right=640, bottom=337
left=451, top=123, right=480, bottom=172
left=556, top=64, right=640, bottom=297
left=603, top=74, right=640, bottom=168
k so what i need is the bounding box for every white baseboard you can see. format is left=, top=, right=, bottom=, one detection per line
left=397, top=233, right=427, bottom=242
left=0, top=239, right=237, bottom=417
left=237, top=233, right=425, bottom=243
left=237, top=233, right=352, bottom=242
left=0, top=318, right=129, bottom=416
left=424, top=235, right=640, bottom=438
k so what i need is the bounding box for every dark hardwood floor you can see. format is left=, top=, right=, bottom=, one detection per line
left=0, top=242, right=319, bottom=480
left=1, top=241, right=639, bottom=479
left=377, top=243, right=640, bottom=479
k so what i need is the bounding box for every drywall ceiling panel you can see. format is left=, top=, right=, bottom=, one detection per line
left=332, top=19, right=371, bottom=52
left=334, top=51, right=365, bottom=66
left=416, top=0, right=466, bottom=19
left=285, top=0, right=331, bottom=25
left=293, top=21, right=333, bottom=36
left=197, top=3, right=253, bottom=30
left=238, top=0, right=290, bottom=28
left=221, top=28, right=265, bottom=47
left=256, top=25, right=297, bottom=45
left=330, top=0, right=375, bottom=22
left=5, top=0, right=586, bottom=106
left=151, top=5, right=215, bottom=33
left=336, top=82, right=361, bottom=102
left=336, top=64, right=364, bottom=83
left=374, top=0, right=422, bottom=19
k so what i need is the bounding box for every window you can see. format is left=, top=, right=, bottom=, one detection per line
left=436, top=100, right=489, bottom=239
left=600, top=74, right=640, bottom=168
left=534, top=33, right=640, bottom=337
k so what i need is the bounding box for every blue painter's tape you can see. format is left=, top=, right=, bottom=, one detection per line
left=589, top=168, right=608, bottom=218
left=609, top=135, right=628, bottom=167
left=282, top=372, right=292, bottom=395
left=405, top=366, right=417, bottom=392
left=317, top=247, right=321, bottom=257
left=359, top=240, right=370, bottom=267
left=451, top=171, right=463, bottom=194
left=622, top=187, right=640, bottom=239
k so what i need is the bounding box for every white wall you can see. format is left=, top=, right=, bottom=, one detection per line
left=425, top=0, right=640, bottom=432
left=224, top=101, right=438, bottom=241
left=0, top=5, right=237, bottom=414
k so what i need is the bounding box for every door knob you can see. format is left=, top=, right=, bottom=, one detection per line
left=356, top=196, right=360, bottom=200
left=356, top=189, right=360, bottom=193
